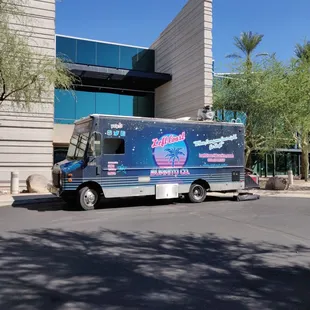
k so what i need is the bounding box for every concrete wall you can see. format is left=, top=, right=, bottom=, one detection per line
left=0, top=0, right=55, bottom=189
left=53, top=124, right=74, bottom=146
left=151, top=0, right=213, bottom=119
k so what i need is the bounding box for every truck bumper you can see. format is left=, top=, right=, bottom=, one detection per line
left=47, top=183, right=61, bottom=197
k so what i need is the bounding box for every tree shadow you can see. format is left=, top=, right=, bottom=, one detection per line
left=0, top=229, right=309, bottom=309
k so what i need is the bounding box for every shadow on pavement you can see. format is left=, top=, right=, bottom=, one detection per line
left=0, top=229, right=309, bottom=309
left=12, top=194, right=236, bottom=212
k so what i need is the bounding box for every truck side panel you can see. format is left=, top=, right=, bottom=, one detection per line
left=98, top=117, right=245, bottom=198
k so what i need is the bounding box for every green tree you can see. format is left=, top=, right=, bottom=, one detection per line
left=255, top=42, right=310, bottom=181
left=280, top=57, right=310, bottom=181
left=226, top=31, right=268, bottom=70
left=293, top=41, right=310, bottom=180
left=0, top=0, right=74, bottom=107
left=213, top=57, right=295, bottom=168
left=295, top=41, right=310, bottom=62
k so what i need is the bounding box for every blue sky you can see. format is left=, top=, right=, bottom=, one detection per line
left=56, top=0, right=310, bottom=72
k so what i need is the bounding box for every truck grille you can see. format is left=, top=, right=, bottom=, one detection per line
left=53, top=172, right=60, bottom=188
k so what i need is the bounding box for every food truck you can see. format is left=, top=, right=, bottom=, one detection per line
left=49, top=114, right=258, bottom=210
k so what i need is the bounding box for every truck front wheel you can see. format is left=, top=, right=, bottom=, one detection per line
left=78, top=186, right=100, bottom=211
left=187, top=183, right=207, bottom=203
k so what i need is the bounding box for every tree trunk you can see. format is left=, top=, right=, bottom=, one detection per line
left=301, top=131, right=309, bottom=181
left=245, top=148, right=252, bottom=168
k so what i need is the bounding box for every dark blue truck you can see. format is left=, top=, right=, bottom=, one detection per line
left=49, top=114, right=252, bottom=210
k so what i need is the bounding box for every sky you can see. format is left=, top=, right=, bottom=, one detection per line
left=56, top=0, right=310, bottom=73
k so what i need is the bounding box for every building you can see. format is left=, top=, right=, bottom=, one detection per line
left=53, top=35, right=172, bottom=162
left=0, top=0, right=213, bottom=189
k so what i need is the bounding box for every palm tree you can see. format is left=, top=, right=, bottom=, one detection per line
left=226, top=31, right=267, bottom=70
left=295, top=41, right=310, bottom=63
left=165, top=147, right=185, bottom=167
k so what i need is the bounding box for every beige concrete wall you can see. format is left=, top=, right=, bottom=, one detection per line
left=151, top=0, right=213, bottom=119
left=53, top=124, right=74, bottom=146
left=0, top=0, right=55, bottom=189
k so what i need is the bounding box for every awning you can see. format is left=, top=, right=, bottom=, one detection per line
left=66, top=63, right=172, bottom=93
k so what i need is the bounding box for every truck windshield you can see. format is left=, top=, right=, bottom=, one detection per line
left=67, top=132, right=90, bottom=160
left=66, top=120, right=92, bottom=160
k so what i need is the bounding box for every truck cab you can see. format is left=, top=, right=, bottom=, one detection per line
left=49, top=115, right=103, bottom=210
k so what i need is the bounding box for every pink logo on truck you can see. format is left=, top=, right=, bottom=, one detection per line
left=151, top=132, right=185, bottom=148
left=152, top=133, right=188, bottom=168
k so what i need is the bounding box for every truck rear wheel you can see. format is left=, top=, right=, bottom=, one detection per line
left=187, top=183, right=207, bottom=203
left=78, top=186, right=100, bottom=211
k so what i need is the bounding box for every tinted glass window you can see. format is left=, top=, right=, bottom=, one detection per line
left=103, top=138, right=125, bottom=155
left=56, top=36, right=77, bottom=63
left=54, top=147, right=68, bottom=164
left=54, top=89, right=76, bottom=124
left=135, top=49, right=155, bottom=72
left=133, top=95, right=154, bottom=117
left=75, top=91, right=96, bottom=119
left=120, top=95, right=133, bottom=116
left=76, top=39, right=96, bottom=65
left=97, top=43, right=119, bottom=67
left=119, top=46, right=138, bottom=70
left=96, top=93, right=119, bottom=115
left=224, top=110, right=235, bottom=122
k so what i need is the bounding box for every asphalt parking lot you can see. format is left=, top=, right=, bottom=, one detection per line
left=0, top=196, right=310, bottom=310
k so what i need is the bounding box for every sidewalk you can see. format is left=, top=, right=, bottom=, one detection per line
left=250, top=189, right=310, bottom=198
left=0, top=193, right=61, bottom=208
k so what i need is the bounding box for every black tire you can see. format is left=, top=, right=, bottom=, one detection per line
left=78, top=186, right=100, bottom=211
left=187, top=183, right=207, bottom=203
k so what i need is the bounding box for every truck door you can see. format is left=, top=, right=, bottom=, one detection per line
left=86, top=131, right=102, bottom=179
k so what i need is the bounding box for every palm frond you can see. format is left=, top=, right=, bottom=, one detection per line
left=255, top=53, right=269, bottom=57
left=295, top=41, right=310, bottom=61
left=226, top=53, right=242, bottom=59
left=233, top=31, right=264, bottom=57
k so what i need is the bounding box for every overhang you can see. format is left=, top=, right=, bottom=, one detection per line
left=67, top=63, right=172, bottom=93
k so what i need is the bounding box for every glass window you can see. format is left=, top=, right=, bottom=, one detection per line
left=135, top=49, right=155, bottom=72
left=119, top=46, right=138, bottom=70
left=75, top=91, right=96, bottom=119
left=56, top=36, right=77, bottom=63
left=54, top=89, right=76, bottom=124
left=88, top=132, right=102, bottom=157
left=216, top=110, right=224, bottom=121
left=54, top=147, right=68, bottom=164
left=236, top=112, right=247, bottom=124
left=133, top=95, right=154, bottom=117
left=96, top=93, right=119, bottom=115
left=224, top=110, right=235, bottom=122
left=103, top=138, right=125, bottom=155
left=97, top=43, right=120, bottom=68
left=76, top=39, right=96, bottom=65
left=120, top=95, right=133, bottom=116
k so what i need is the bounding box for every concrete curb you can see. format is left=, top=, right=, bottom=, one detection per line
left=0, top=194, right=61, bottom=208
